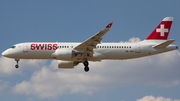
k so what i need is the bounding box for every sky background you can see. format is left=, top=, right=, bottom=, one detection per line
left=0, top=0, right=180, bottom=101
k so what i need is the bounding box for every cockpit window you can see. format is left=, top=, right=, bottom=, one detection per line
left=10, top=46, right=16, bottom=48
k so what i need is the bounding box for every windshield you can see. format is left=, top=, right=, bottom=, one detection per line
left=10, top=46, right=16, bottom=49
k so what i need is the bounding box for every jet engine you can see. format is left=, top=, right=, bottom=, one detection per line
left=51, top=49, right=74, bottom=60
left=58, top=60, right=78, bottom=69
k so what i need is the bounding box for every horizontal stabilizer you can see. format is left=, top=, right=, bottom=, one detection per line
left=153, top=39, right=175, bottom=48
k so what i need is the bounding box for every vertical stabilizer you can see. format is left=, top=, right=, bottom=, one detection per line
left=146, top=17, right=173, bottom=40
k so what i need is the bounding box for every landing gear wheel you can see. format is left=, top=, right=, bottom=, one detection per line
left=15, top=64, right=19, bottom=68
left=83, top=58, right=89, bottom=72
left=83, top=59, right=90, bottom=72
left=84, top=67, right=89, bottom=72
left=14, top=58, right=20, bottom=69
left=84, top=61, right=89, bottom=66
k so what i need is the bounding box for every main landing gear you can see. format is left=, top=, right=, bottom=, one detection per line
left=83, top=60, right=89, bottom=72
left=15, top=58, right=20, bottom=68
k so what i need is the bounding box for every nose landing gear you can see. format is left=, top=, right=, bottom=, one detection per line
left=15, top=58, right=20, bottom=68
left=83, top=60, right=89, bottom=72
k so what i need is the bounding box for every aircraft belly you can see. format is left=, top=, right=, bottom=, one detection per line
left=20, top=50, right=54, bottom=59
left=98, top=48, right=147, bottom=60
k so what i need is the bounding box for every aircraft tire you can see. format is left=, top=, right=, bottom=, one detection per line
left=15, top=65, right=19, bottom=68
left=84, top=67, right=89, bottom=72
left=84, top=61, right=89, bottom=67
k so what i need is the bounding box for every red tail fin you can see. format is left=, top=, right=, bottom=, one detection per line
left=146, top=17, right=173, bottom=40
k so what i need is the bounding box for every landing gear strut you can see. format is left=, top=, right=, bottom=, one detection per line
left=83, top=60, right=89, bottom=72
left=15, top=58, right=20, bottom=68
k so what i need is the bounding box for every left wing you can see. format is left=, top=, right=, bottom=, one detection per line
left=73, top=22, right=113, bottom=57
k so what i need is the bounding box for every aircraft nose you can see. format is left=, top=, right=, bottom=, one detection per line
left=2, top=50, right=10, bottom=57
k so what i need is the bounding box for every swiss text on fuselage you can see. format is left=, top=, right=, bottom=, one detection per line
left=31, top=44, right=57, bottom=50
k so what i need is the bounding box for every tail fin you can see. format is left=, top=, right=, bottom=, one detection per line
left=146, top=17, right=174, bottom=40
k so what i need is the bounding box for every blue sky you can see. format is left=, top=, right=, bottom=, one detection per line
left=1, top=0, right=180, bottom=101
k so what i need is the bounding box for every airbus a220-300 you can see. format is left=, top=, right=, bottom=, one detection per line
left=2, top=17, right=178, bottom=72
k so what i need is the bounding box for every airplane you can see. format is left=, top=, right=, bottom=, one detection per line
left=2, top=17, right=178, bottom=72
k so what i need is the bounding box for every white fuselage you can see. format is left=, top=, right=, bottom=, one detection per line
left=2, top=40, right=177, bottom=61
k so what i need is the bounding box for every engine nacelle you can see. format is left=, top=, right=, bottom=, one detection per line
left=51, top=49, right=73, bottom=60
left=58, top=60, right=78, bottom=69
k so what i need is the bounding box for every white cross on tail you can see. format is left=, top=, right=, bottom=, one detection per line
left=156, top=24, right=168, bottom=36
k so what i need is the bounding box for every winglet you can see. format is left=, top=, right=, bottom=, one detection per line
left=106, top=22, right=113, bottom=28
